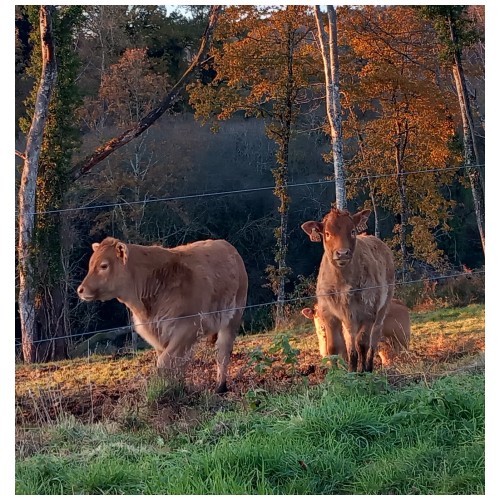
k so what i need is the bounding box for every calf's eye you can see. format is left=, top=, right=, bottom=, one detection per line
left=351, top=229, right=357, bottom=237
left=100, top=263, right=109, bottom=270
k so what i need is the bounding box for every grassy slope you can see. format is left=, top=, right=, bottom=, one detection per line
left=15, top=304, right=485, bottom=494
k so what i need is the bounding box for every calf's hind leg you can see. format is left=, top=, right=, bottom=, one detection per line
left=215, top=317, right=239, bottom=394
left=156, top=336, right=192, bottom=386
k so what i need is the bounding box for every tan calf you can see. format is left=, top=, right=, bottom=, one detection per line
left=302, top=207, right=395, bottom=372
left=78, top=237, right=248, bottom=393
left=302, top=298, right=410, bottom=365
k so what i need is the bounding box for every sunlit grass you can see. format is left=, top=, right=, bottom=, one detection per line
left=409, top=304, right=484, bottom=362
left=16, top=371, right=484, bottom=494
left=16, top=304, right=484, bottom=394
left=15, top=304, right=485, bottom=494
left=15, top=304, right=484, bottom=425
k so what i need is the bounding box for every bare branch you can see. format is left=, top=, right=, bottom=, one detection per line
left=15, top=150, right=26, bottom=161
left=70, top=5, right=222, bottom=182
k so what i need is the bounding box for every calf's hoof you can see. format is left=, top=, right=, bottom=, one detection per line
left=364, top=349, right=375, bottom=372
left=215, top=382, right=228, bottom=394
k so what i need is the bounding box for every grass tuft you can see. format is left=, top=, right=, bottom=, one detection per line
left=145, top=373, right=187, bottom=405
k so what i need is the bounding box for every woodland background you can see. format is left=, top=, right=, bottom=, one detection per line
left=14, top=5, right=485, bottom=362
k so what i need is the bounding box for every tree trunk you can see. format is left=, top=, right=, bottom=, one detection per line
left=367, top=176, right=380, bottom=238
left=464, top=78, right=485, bottom=192
left=448, top=13, right=485, bottom=255
left=266, top=135, right=290, bottom=329
left=35, top=283, right=67, bottom=361
left=395, top=155, right=410, bottom=282
left=17, top=6, right=57, bottom=363
left=314, top=5, right=346, bottom=209
left=273, top=21, right=294, bottom=329
left=395, top=121, right=411, bottom=282
left=274, top=190, right=289, bottom=328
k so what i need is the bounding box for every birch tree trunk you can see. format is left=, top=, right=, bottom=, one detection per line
left=17, top=6, right=57, bottom=363
left=314, top=5, right=346, bottom=210
left=448, top=13, right=485, bottom=255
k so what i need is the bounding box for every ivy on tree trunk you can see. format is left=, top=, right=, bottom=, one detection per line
left=17, top=5, right=57, bottom=363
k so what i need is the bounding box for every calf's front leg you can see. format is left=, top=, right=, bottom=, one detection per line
left=365, top=319, right=385, bottom=372
left=156, top=325, right=194, bottom=385
left=355, top=326, right=371, bottom=373
left=366, top=299, right=392, bottom=371
left=156, top=344, right=191, bottom=383
left=342, top=323, right=358, bottom=372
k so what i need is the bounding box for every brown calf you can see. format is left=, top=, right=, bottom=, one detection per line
left=78, top=237, right=248, bottom=393
left=301, top=207, right=395, bottom=372
left=302, top=298, right=410, bottom=365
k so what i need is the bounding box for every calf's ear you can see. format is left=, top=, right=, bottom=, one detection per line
left=301, top=308, right=314, bottom=320
left=116, top=242, right=129, bottom=265
left=91, top=243, right=100, bottom=252
left=301, top=221, right=324, bottom=242
left=352, top=209, right=371, bottom=233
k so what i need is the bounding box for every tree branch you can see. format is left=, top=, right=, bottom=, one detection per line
left=15, top=150, right=27, bottom=161
left=70, top=5, right=222, bottom=182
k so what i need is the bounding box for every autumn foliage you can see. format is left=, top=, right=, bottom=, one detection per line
left=15, top=5, right=484, bottom=359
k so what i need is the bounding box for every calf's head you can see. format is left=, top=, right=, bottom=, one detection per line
left=302, top=306, right=327, bottom=357
left=301, top=307, right=323, bottom=332
left=77, top=237, right=129, bottom=302
left=301, top=207, right=371, bottom=268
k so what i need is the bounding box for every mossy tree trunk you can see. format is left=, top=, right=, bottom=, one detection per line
left=17, top=6, right=57, bottom=363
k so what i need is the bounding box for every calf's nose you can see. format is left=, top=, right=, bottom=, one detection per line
left=335, top=249, right=351, bottom=259
left=77, top=285, right=85, bottom=296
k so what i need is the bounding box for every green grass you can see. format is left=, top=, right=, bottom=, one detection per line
left=16, top=304, right=485, bottom=494
left=410, top=303, right=485, bottom=324
left=16, top=370, right=484, bottom=495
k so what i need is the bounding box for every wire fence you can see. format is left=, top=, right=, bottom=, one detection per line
left=15, top=164, right=483, bottom=217
left=15, top=269, right=485, bottom=348
left=14, top=159, right=485, bottom=360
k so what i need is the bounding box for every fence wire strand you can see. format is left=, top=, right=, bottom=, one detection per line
left=15, top=269, right=484, bottom=348
left=15, top=164, right=482, bottom=217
